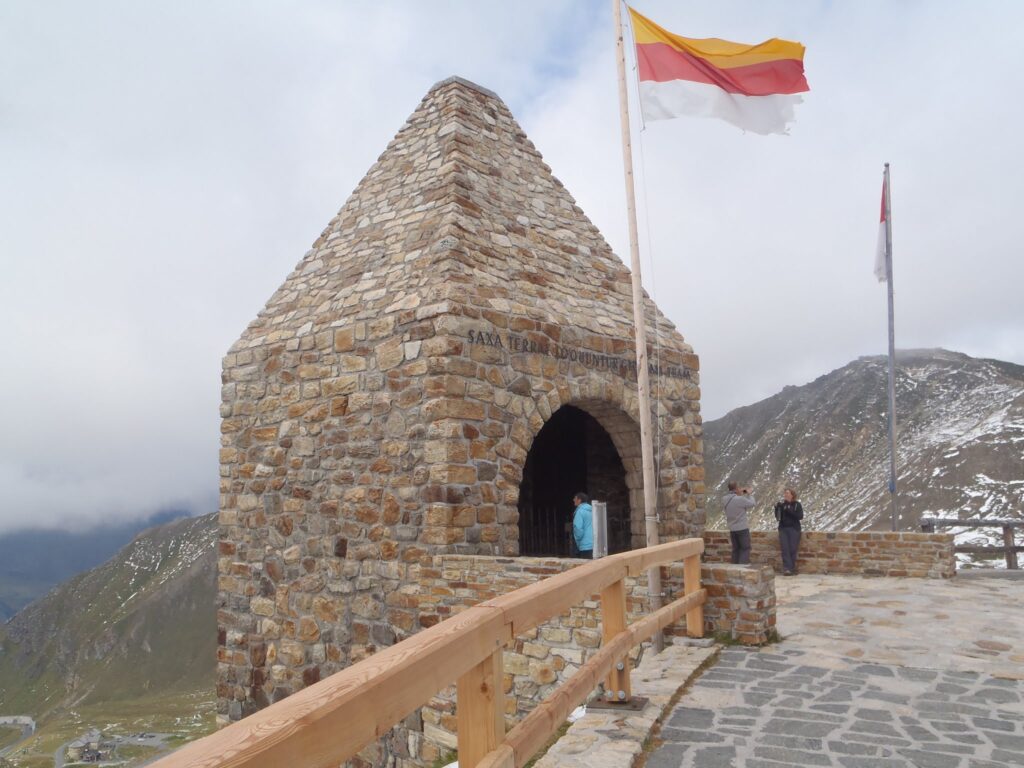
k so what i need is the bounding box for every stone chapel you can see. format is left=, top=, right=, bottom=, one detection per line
left=216, top=77, right=705, bottom=750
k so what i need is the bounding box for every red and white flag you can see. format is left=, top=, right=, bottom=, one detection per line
left=875, top=175, right=889, bottom=282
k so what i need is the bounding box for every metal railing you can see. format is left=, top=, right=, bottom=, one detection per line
left=920, top=518, right=1022, bottom=569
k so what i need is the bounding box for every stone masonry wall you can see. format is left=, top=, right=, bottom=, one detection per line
left=701, top=563, right=776, bottom=645
left=702, top=530, right=955, bottom=578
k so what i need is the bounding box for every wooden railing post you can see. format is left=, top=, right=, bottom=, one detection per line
left=457, top=648, right=505, bottom=768
left=1004, top=526, right=1019, bottom=570
left=684, top=553, right=704, bottom=638
left=600, top=577, right=631, bottom=702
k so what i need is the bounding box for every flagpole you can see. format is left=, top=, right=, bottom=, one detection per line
left=614, top=0, right=663, bottom=651
left=883, top=162, right=899, bottom=531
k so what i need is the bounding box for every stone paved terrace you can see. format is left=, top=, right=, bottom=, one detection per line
left=643, top=573, right=1024, bottom=768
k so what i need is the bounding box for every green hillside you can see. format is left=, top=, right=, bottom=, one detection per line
left=0, top=511, right=188, bottom=621
left=0, top=514, right=217, bottom=718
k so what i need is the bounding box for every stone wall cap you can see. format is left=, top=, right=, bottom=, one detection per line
left=429, top=75, right=502, bottom=102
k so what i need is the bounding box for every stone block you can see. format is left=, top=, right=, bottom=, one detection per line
left=529, top=662, right=557, bottom=685
left=376, top=338, right=405, bottom=370
left=575, top=629, right=601, bottom=648
left=522, top=642, right=550, bottom=659
left=540, top=627, right=572, bottom=644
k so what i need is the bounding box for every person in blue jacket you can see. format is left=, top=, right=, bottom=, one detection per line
left=572, top=492, right=594, bottom=558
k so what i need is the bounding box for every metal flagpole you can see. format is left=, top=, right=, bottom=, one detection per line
left=614, top=0, right=663, bottom=651
left=883, top=163, right=899, bottom=531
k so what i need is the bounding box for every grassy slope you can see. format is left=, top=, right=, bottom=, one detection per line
left=0, top=727, right=24, bottom=751
left=0, top=514, right=217, bottom=718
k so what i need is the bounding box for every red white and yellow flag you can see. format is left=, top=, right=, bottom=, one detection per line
left=628, top=6, right=809, bottom=135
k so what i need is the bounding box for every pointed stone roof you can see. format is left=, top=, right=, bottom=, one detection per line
left=234, top=76, right=691, bottom=364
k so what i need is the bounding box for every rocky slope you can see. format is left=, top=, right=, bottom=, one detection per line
left=0, top=510, right=189, bottom=621
left=0, top=513, right=216, bottom=715
left=704, top=349, right=1024, bottom=558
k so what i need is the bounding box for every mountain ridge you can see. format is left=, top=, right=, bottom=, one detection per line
left=704, top=348, right=1024, bottom=550
left=0, top=509, right=192, bottom=621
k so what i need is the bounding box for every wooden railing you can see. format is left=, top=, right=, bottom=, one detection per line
left=921, top=518, right=1022, bottom=569
left=149, top=539, right=705, bottom=768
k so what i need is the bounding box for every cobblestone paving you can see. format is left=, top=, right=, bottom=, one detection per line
left=647, top=647, right=1024, bottom=767
left=646, top=575, right=1024, bottom=768
left=774, top=574, right=1023, bottom=681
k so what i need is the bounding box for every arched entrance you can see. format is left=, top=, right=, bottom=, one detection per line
left=517, top=405, right=631, bottom=557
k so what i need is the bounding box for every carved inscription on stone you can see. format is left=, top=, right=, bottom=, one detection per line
left=466, top=329, right=691, bottom=380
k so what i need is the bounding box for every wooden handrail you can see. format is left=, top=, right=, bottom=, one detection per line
left=493, top=587, right=705, bottom=768
left=149, top=538, right=706, bottom=768
left=920, top=518, right=1021, bottom=569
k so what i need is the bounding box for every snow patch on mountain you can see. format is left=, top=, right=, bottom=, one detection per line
left=704, top=350, right=1023, bottom=567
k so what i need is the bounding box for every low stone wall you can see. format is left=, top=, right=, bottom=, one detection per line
left=703, top=530, right=955, bottom=578
left=404, top=553, right=776, bottom=765
left=701, top=563, right=776, bottom=645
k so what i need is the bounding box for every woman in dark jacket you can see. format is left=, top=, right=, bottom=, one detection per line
left=774, top=488, right=804, bottom=576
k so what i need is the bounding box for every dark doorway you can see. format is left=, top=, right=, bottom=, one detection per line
left=518, top=405, right=631, bottom=557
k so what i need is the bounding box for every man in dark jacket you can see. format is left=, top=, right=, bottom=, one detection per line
left=722, top=481, right=755, bottom=564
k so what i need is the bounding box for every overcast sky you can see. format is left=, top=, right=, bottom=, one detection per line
left=2, top=1, right=1022, bottom=534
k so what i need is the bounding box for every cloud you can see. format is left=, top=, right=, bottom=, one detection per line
left=0, top=1, right=1021, bottom=533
